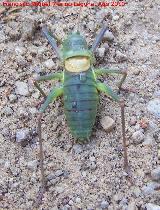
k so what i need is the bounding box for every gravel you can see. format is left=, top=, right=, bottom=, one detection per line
left=15, top=81, right=29, bottom=96
left=44, top=59, right=55, bottom=70
left=55, top=170, right=64, bottom=177
left=27, top=160, right=38, bottom=171
left=16, top=128, right=30, bottom=143
left=100, top=200, right=109, bottom=209
left=103, top=30, right=115, bottom=42
left=97, top=47, right=106, bottom=57
left=127, top=201, right=137, bottom=210
left=8, top=94, right=17, bottom=103
left=3, top=106, right=13, bottom=116
left=15, top=46, right=26, bottom=56
left=21, top=18, right=37, bottom=40
left=132, top=130, right=145, bottom=145
left=147, top=99, right=160, bottom=118
left=116, top=50, right=128, bottom=62
left=142, top=182, right=160, bottom=195
left=100, top=116, right=115, bottom=132
left=72, top=144, right=83, bottom=154
left=145, top=203, right=160, bottom=210
left=113, top=15, right=120, bottom=21
left=151, top=167, right=160, bottom=182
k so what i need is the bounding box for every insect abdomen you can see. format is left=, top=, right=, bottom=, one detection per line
left=63, top=69, right=99, bottom=142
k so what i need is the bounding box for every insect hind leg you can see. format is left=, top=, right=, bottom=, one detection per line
left=34, top=87, right=63, bottom=207
left=96, top=82, right=130, bottom=174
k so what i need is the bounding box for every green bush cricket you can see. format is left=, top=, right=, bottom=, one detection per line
left=32, top=13, right=130, bottom=207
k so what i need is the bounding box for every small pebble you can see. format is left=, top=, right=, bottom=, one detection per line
left=29, top=45, right=38, bottom=55
left=15, top=81, right=29, bottom=96
left=91, top=175, right=97, bottom=183
left=49, top=177, right=60, bottom=186
left=62, top=205, right=70, bottom=210
left=4, top=161, right=10, bottom=169
left=15, top=46, right=26, bottom=56
left=129, top=116, right=137, bottom=126
left=72, top=144, right=83, bottom=154
left=142, top=182, right=160, bottom=195
left=145, top=203, right=160, bottom=210
left=47, top=173, right=56, bottom=181
left=90, top=156, right=96, bottom=162
left=133, top=69, right=140, bottom=75
left=143, top=134, right=154, bottom=146
left=116, top=50, right=127, bottom=62
left=29, top=107, right=37, bottom=114
left=154, top=90, right=160, bottom=97
left=81, top=171, right=87, bottom=177
left=55, top=170, right=64, bottom=177
left=27, top=160, right=38, bottom=171
left=75, top=197, right=81, bottom=203
left=149, top=121, right=158, bottom=131
left=11, top=182, right=20, bottom=189
left=102, top=43, right=109, bottom=50
left=55, top=186, right=65, bottom=194
left=8, top=94, right=17, bottom=103
left=147, top=99, right=160, bottom=118
left=127, top=201, right=137, bottom=210
left=38, top=46, right=47, bottom=55
left=3, top=106, right=13, bottom=116
left=133, top=187, right=141, bottom=197
left=32, top=91, right=40, bottom=99
left=96, top=10, right=106, bottom=21
left=104, top=31, right=115, bottom=42
left=22, top=18, right=37, bottom=40
left=101, top=200, right=109, bottom=209
left=17, top=107, right=28, bottom=117
left=16, top=128, right=29, bottom=143
left=151, top=167, right=160, bottom=181
left=50, top=207, right=59, bottom=210
left=113, top=15, right=120, bottom=21
left=108, top=205, right=114, bottom=210
left=44, top=59, right=55, bottom=70
left=69, top=200, right=74, bottom=205
left=100, top=116, right=115, bottom=132
left=88, top=21, right=95, bottom=31
left=97, top=47, right=105, bottom=57
left=132, top=130, right=145, bottom=144
left=89, top=161, right=97, bottom=170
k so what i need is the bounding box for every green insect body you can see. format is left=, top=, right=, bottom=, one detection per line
left=63, top=68, right=99, bottom=141
left=62, top=32, right=99, bottom=141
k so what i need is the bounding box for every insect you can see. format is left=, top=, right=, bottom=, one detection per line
left=32, top=8, right=130, bottom=206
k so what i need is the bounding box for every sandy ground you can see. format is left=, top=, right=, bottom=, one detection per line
left=0, top=0, right=160, bottom=209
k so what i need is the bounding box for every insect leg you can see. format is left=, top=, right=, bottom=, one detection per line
left=39, top=87, right=63, bottom=183
left=119, top=100, right=129, bottom=172
left=42, top=26, right=61, bottom=59
left=96, top=82, right=129, bottom=173
left=34, top=87, right=63, bottom=207
left=33, top=72, right=63, bottom=98
left=94, top=68, right=127, bottom=92
left=91, top=26, right=109, bottom=52
left=39, top=86, right=63, bottom=113
left=96, top=82, right=120, bottom=102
